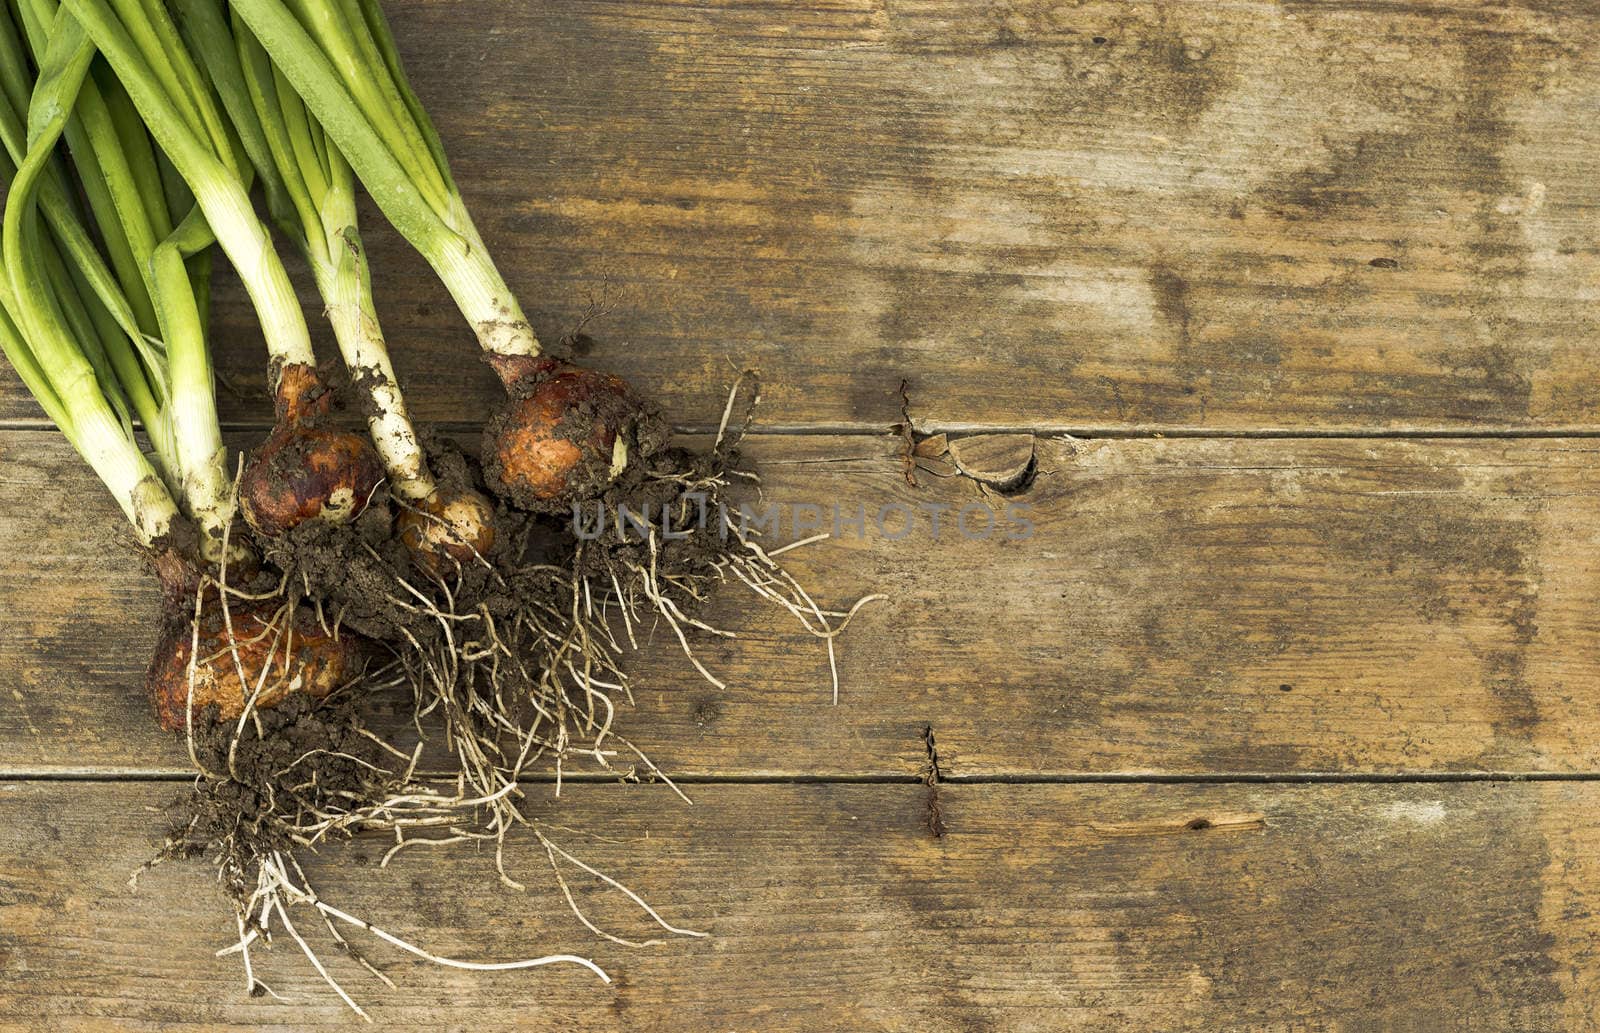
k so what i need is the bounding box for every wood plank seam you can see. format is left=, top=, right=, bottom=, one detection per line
left=8, top=771, right=1600, bottom=784
left=24, top=417, right=1600, bottom=439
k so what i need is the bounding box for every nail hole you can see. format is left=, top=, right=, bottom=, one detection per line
left=1185, top=817, right=1213, bottom=831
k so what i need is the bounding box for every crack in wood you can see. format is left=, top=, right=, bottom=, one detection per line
left=922, top=725, right=946, bottom=838
left=894, top=379, right=920, bottom=488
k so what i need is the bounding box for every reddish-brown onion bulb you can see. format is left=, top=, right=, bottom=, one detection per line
left=396, top=486, right=498, bottom=579
left=146, top=603, right=362, bottom=731
left=240, top=363, right=383, bottom=536
left=483, top=356, right=640, bottom=511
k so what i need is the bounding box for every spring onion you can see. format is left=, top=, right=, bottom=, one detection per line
left=192, top=4, right=494, bottom=572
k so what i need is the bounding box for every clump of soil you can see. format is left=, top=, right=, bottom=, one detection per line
left=260, top=494, right=418, bottom=641
left=244, top=426, right=618, bottom=820
left=259, top=432, right=528, bottom=643
left=152, top=693, right=403, bottom=914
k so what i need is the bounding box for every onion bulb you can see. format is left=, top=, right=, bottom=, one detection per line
left=397, top=486, right=499, bottom=578
left=240, top=363, right=383, bottom=536
left=483, top=356, right=642, bottom=511
left=146, top=602, right=362, bottom=731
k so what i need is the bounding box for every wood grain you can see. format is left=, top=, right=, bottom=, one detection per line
left=5, top=0, right=1600, bottom=431
left=8, top=429, right=1600, bottom=777
left=1, top=779, right=1596, bottom=1031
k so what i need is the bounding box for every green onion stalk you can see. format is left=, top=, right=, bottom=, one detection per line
left=0, top=3, right=178, bottom=548
left=58, top=0, right=385, bottom=542
left=226, top=0, right=656, bottom=514
left=0, top=173, right=179, bottom=548
left=186, top=2, right=495, bottom=577
left=4, top=0, right=243, bottom=560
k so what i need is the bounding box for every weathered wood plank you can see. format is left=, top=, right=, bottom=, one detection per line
left=5, top=0, right=1600, bottom=430
left=7, top=430, right=1600, bottom=777
left=1, top=780, right=1594, bottom=1031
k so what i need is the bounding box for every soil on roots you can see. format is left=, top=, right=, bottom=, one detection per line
left=567, top=375, right=763, bottom=621
left=261, top=496, right=420, bottom=642
left=153, top=694, right=405, bottom=916
left=207, top=376, right=852, bottom=825
left=260, top=437, right=525, bottom=643
left=133, top=440, right=707, bottom=1006
left=574, top=444, right=739, bottom=592
left=556, top=375, right=882, bottom=703
left=249, top=432, right=610, bottom=813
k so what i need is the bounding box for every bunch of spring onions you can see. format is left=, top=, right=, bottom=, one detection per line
left=0, top=0, right=339, bottom=728
left=4, top=0, right=874, bottom=1011
left=0, top=0, right=685, bottom=1011
left=224, top=0, right=657, bottom=510
left=1, top=0, right=208, bottom=555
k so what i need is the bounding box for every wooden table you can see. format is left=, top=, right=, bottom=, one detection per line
left=5, top=0, right=1600, bottom=1028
